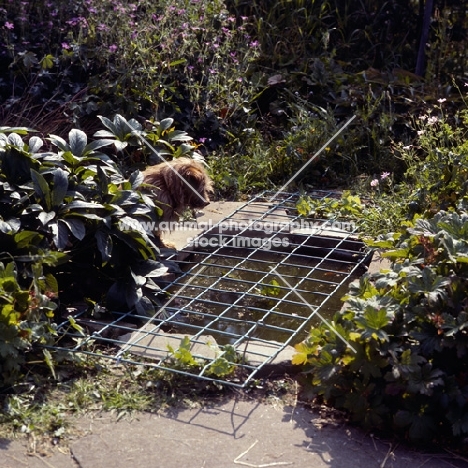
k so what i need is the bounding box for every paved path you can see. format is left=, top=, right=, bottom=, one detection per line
left=2, top=398, right=467, bottom=468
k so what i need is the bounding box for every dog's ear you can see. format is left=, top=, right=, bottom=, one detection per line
left=183, top=166, right=205, bottom=183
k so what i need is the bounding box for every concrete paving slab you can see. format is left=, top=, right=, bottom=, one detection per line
left=162, top=201, right=245, bottom=250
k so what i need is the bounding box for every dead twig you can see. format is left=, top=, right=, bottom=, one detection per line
left=233, top=439, right=293, bottom=467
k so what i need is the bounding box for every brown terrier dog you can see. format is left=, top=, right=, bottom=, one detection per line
left=142, top=157, right=213, bottom=227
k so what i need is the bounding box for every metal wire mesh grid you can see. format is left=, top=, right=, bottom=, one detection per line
left=52, top=190, right=372, bottom=388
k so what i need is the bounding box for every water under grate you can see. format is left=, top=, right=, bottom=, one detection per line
left=52, top=191, right=372, bottom=388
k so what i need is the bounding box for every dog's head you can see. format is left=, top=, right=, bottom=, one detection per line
left=176, top=160, right=214, bottom=209
left=142, top=157, right=214, bottom=221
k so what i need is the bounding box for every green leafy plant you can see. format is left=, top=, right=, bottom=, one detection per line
left=294, top=211, right=468, bottom=443
left=0, top=122, right=173, bottom=319
left=0, top=261, right=59, bottom=387
left=167, top=337, right=237, bottom=378
left=93, top=114, right=203, bottom=169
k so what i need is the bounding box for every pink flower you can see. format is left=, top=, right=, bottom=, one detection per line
left=370, top=179, right=379, bottom=187
left=109, top=44, right=118, bottom=53
left=61, top=42, right=70, bottom=49
left=380, top=172, right=391, bottom=180
left=4, top=21, right=14, bottom=30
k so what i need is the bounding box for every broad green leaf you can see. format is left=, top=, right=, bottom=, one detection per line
left=52, top=168, right=69, bottom=207
left=14, top=230, right=43, bottom=248
left=113, top=140, right=128, bottom=151
left=97, top=116, right=117, bottom=134
left=93, top=130, right=116, bottom=139
left=131, top=259, right=167, bottom=278
left=0, top=126, right=35, bottom=134
left=48, top=134, right=71, bottom=152
left=95, top=230, right=112, bottom=262
left=128, top=170, right=144, bottom=189
left=355, top=306, right=390, bottom=341
left=60, top=218, right=86, bottom=241
left=159, top=118, right=174, bottom=132
left=0, top=220, right=13, bottom=234
left=83, top=139, right=114, bottom=155
left=114, top=114, right=132, bottom=138
left=127, top=118, right=142, bottom=131
left=166, top=130, right=193, bottom=142
left=30, top=169, right=52, bottom=210
left=68, top=129, right=87, bottom=157
left=8, top=133, right=24, bottom=148
left=29, top=136, right=43, bottom=153
left=62, top=200, right=105, bottom=211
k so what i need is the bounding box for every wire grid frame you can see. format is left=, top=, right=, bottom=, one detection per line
left=53, top=190, right=372, bottom=388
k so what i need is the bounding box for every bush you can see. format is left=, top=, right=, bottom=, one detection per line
left=0, top=116, right=203, bottom=387
left=294, top=211, right=468, bottom=442
left=0, top=261, right=58, bottom=386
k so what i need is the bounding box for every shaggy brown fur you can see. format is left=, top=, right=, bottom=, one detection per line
left=142, top=157, right=214, bottom=222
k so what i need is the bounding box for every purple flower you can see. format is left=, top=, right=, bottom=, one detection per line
left=109, top=44, right=118, bottom=53
left=61, top=42, right=70, bottom=49
left=198, top=137, right=206, bottom=143
left=249, top=40, right=259, bottom=48
left=380, top=172, right=391, bottom=180
left=4, top=21, right=14, bottom=30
